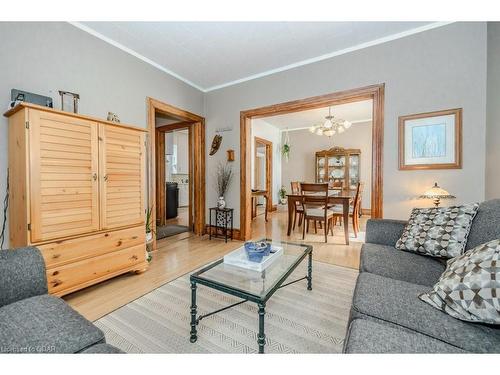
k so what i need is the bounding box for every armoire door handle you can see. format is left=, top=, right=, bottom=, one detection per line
left=92, top=173, right=97, bottom=181
left=104, top=175, right=108, bottom=182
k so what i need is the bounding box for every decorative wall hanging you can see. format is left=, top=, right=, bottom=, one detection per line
left=209, top=134, right=223, bottom=156
left=58, top=90, right=80, bottom=114
left=227, top=149, right=235, bottom=162
left=399, top=108, right=462, bottom=170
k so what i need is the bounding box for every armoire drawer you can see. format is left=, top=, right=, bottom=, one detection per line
left=38, top=225, right=144, bottom=268
left=46, top=244, right=145, bottom=295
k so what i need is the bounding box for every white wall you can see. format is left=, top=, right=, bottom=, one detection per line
left=250, top=119, right=282, bottom=205
left=205, top=22, right=488, bottom=226
left=281, top=121, right=372, bottom=210
left=0, top=22, right=493, bottom=239
left=174, top=131, right=189, bottom=175
left=486, top=22, right=500, bottom=199
left=0, top=22, right=204, bottom=248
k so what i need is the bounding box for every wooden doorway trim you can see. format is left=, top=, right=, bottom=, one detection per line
left=240, top=83, right=385, bottom=241
left=147, top=97, right=206, bottom=250
left=254, top=136, right=273, bottom=213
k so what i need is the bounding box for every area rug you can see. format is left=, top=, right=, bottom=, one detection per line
left=156, top=224, right=190, bottom=240
left=95, top=261, right=358, bottom=353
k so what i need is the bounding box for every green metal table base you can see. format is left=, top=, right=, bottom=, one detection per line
left=189, top=252, right=313, bottom=354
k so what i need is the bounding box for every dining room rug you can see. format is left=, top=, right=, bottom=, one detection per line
left=94, top=261, right=358, bottom=353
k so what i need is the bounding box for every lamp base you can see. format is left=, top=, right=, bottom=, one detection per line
left=433, top=198, right=441, bottom=207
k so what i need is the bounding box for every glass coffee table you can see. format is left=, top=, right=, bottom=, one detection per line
left=189, top=239, right=313, bottom=353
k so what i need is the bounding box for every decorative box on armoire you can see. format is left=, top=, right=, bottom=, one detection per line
left=4, top=103, right=148, bottom=297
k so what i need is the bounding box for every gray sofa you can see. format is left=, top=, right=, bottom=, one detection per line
left=0, top=247, right=122, bottom=353
left=343, top=199, right=500, bottom=353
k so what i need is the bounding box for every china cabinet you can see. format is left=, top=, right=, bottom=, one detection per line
left=315, top=147, right=361, bottom=189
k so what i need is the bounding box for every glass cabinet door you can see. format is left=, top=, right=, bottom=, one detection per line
left=317, top=156, right=326, bottom=182
left=348, top=154, right=360, bottom=189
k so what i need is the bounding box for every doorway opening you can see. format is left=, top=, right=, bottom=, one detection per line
left=147, top=98, right=206, bottom=250
left=252, top=137, right=273, bottom=220
left=240, top=84, right=384, bottom=241
left=156, top=120, right=191, bottom=240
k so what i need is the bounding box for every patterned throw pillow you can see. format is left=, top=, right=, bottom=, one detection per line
left=395, top=203, right=479, bottom=258
left=419, top=239, right=500, bottom=325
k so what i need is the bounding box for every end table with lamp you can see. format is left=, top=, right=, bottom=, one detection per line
left=420, top=182, right=456, bottom=207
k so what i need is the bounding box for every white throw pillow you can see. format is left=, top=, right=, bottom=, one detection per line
left=395, top=203, right=479, bottom=258
left=419, top=239, right=500, bottom=325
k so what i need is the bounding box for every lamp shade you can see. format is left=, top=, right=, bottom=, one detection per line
left=420, top=183, right=455, bottom=199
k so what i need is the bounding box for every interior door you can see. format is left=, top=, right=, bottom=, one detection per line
left=100, top=124, right=146, bottom=229
left=29, top=109, right=99, bottom=242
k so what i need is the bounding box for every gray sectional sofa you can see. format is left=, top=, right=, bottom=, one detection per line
left=343, top=199, right=500, bottom=353
left=0, top=247, right=122, bottom=353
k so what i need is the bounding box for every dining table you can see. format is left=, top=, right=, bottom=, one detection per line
left=286, top=189, right=356, bottom=245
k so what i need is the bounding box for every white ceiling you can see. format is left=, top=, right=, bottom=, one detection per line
left=260, top=99, right=373, bottom=131
left=74, top=22, right=444, bottom=92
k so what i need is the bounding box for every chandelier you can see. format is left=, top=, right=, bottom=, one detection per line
left=309, top=107, right=352, bottom=137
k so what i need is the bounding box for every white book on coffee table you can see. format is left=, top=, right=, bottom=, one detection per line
left=223, top=245, right=283, bottom=272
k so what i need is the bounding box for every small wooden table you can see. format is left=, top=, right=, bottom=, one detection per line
left=208, top=207, right=234, bottom=243
left=286, top=190, right=355, bottom=245
left=251, top=190, right=270, bottom=222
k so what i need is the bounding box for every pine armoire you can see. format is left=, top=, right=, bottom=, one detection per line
left=4, top=103, right=148, bottom=297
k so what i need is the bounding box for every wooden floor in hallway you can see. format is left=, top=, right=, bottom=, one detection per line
left=64, top=205, right=366, bottom=321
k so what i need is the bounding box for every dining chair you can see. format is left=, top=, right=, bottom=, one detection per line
left=300, top=183, right=334, bottom=243
left=290, top=181, right=304, bottom=230
left=329, top=182, right=364, bottom=237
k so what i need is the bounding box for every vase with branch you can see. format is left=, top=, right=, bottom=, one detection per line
left=215, top=162, right=233, bottom=209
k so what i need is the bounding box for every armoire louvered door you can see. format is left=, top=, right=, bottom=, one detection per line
left=29, top=109, right=100, bottom=243
left=99, top=124, right=146, bottom=229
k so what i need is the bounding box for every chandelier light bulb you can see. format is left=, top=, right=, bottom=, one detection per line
left=324, top=130, right=335, bottom=137
left=310, top=107, right=351, bottom=137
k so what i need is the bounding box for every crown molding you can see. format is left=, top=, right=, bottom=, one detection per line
left=68, top=22, right=206, bottom=92
left=205, top=22, right=454, bottom=91
left=69, top=21, right=454, bottom=93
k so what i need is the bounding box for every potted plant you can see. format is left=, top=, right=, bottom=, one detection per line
left=216, top=162, right=233, bottom=209
left=282, top=128, right=291, bottom=162
left=145, top=207, right=154, bottom=262
left=278, top=186, right=287, bottom=205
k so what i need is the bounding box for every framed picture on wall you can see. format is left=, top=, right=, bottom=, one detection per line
left=398, top=108, right=462, bottom=170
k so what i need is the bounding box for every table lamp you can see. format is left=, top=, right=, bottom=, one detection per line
left=419, top=182, right=456, bottom=207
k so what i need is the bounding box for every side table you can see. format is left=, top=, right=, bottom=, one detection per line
left=208, top=207, right=234, bottom=243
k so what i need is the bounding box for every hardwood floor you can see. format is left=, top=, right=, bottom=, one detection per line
left=64, top=205, right=366, bottom=321
left=251, top=205, right=365, bottom=270
left=164, top=206, right=189, bottom=226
